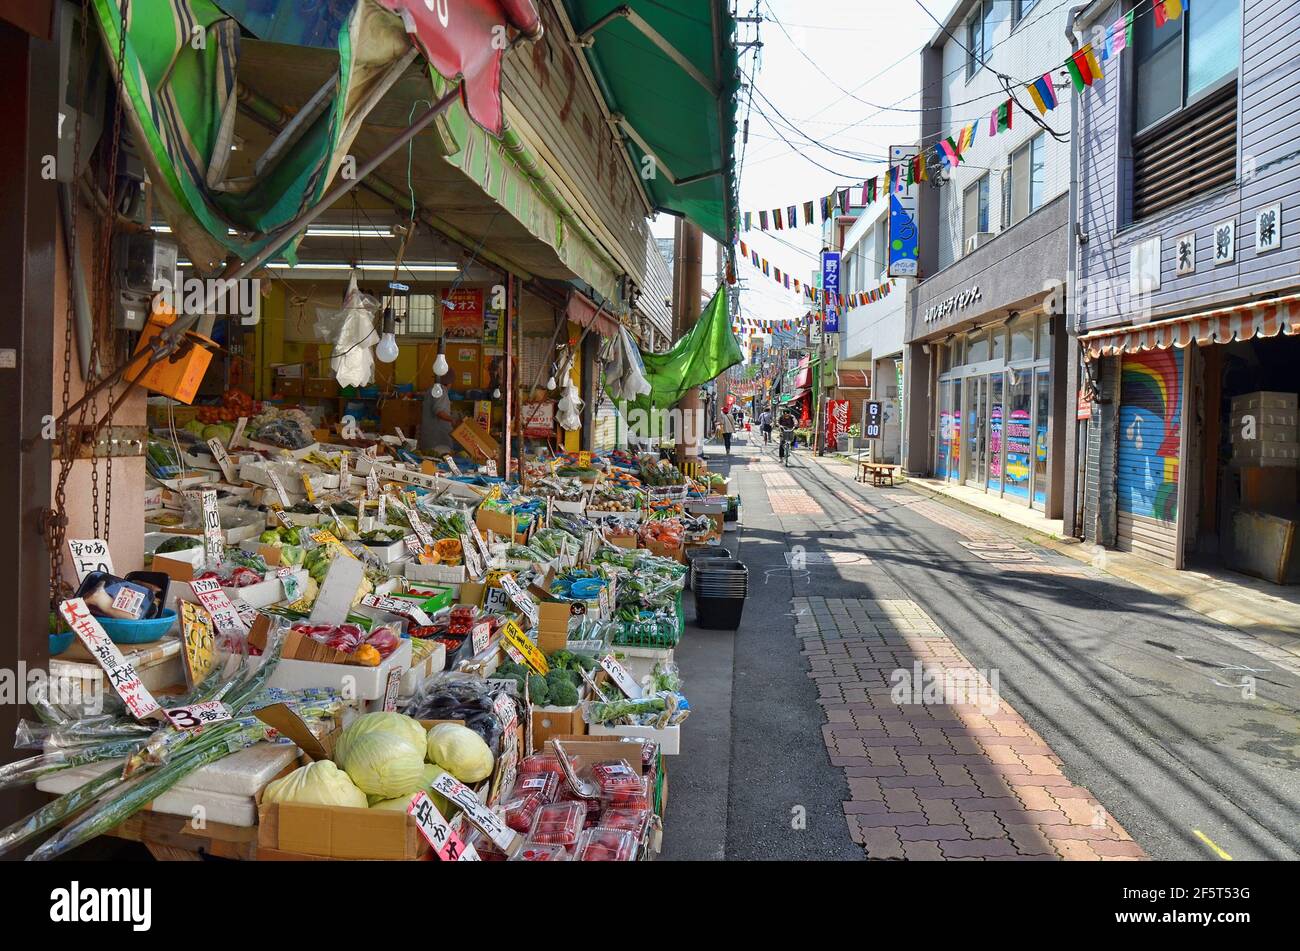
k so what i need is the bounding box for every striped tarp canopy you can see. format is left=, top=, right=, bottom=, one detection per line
left=1081, top=293, right=1300, bottom=360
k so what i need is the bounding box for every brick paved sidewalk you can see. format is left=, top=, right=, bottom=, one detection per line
left=795, top=596, right=1146, bottom=861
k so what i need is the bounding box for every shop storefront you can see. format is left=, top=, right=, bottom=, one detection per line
left=933, top=314, right=1055, bottom=509
left=1081, top=294, right=1300, bottom=577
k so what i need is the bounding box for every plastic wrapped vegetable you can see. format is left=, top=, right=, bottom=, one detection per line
left=425, top=723, right=494, bottom=784
left=333, top=713, right=428, bottom=798
left=262, top=761, right=368, bottom=809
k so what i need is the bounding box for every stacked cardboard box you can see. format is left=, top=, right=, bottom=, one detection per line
left=1231, top=391, right=1299, bottom=467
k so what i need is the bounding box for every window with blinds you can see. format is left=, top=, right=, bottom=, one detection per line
left=1132, top=84, right=1237, bottom=221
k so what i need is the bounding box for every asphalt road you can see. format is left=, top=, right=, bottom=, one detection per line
left=664, top=433, right=1300, bottom=861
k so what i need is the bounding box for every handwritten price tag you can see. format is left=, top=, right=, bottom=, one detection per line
left=499, top=573, right=538, bottom=628
left=58, top=599, right=161, bottom=721
left=408, top=791, right=478, bottom=861
left=189, top=578, right=249, bottom=636
left=366, top=468, right=379, bottom=500
left=265, top=468, right=291, bottom=507
left=67, top=539, right=114, bottom=583
left=165, top=700, right=232, bottom=731
left=600, top=654, right=643, bottom=699
left=179, top=601, right=216, bottom=687
left=383, top=665, right=404, bottom=712
left=360, top=593, right=433, bottom=627
left=202, top=489, right=224, bottom=565
left=502, top=620, right=547, bottom=674
left=444, top=454, right=461, bottom=475
left=471, top=621, right=491, bottom=655
left=431, top=773, right=516, bottom=854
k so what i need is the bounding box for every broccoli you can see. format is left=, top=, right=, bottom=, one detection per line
left=527, top=674, right=550, bottom=705
left=546, top=649, right=575, bottom=670
left=548, top=680, right=579, bottom=707
left=545, top=667, right=578, bottom=690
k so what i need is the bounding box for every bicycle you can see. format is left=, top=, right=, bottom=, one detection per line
left=778, top=428, right=795, bottom=465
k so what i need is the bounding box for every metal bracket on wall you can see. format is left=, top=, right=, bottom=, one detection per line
left=51, top=425, right=148, bottom=460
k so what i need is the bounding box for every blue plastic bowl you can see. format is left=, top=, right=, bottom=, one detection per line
left=97, top=608, right=178, bottom=645
left=569, top=578, right=606, bottom=600
left=48, top=632, right=74, bottom=656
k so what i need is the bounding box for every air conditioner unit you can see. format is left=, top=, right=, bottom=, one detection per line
left=965, top=232, right=995, bottom=254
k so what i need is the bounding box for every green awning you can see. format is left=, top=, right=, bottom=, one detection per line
left=562, top=1, right=739, bottom=245
left=627, top=286, right=742, bottom=414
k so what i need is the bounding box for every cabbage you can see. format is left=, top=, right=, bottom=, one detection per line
left=335, top=712, right=427, bottom=764
left=426, top=723, right=494, bottom=784
left=262, top=761, right=367, bottom=809
left=370, top=765, right=455, bottom=816
left=335, top=713, right=429, bottom=797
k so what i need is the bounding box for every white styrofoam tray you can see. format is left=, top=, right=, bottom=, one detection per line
left=224, top=637, right=411, bottom=701
left=588, top=722, right=680, bottom=755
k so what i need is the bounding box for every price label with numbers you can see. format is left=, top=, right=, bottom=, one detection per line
left=578, top=450, right=591, bottom=468
left=301, top=473, right=317, bottom=502
left=58, top=599, right=161, bottom=721
left=366, top=468, right=379, bottom=500
left=67, top=539, right=114, bottom=583
left=406, top=507, right=434, bottom=549
left=483, top=458, right=498, bottom=477
left=431, top=773, right=517, bottom=854
left=165, top=700, right=232, bottom=731
left=272, top=508, right=293, bottom=529
left=471, top=621, right=492, bottom=655
left=408, top=791, right=478, bottom=861
left=499, top=574, right=538, bottom=629
left=189, top=578, right=249, bottom=636
left=310, top=529, right=358, bottom=560
left=360, top=593, right=433, bottom=627
left=338, top=452, right=350, bottom=487
left=202, top=490, right=224, bottom=564
left=403, top=534, right=421, bottom=555
left=377, top=492, right=388, bottom=525
left=502, top=638, right=526, bottom=666
left=502, top=620, right=547, bottom=674
left=444, top=454, right=461, bottom=475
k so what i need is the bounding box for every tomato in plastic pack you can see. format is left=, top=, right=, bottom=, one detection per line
left=502, top=793, right=546, bottom=834
left=462, top=827, right=508, bottom=861
left=527, top=801, right=586, bottom=846
left=520, top=751, right=578, bottom=776
left=510, top=842, right=570, bottom=861
left=591, top=760, right=648, bottom=810
left=598, top=807, right=652, bottom=839
left=574, top=826, right=638, bottom=862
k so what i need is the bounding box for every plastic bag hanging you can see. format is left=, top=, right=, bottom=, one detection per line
left=325, top=273, right=381, bottom=387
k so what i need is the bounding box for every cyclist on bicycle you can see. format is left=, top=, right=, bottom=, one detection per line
left=777, top=408, right=797, bottom=462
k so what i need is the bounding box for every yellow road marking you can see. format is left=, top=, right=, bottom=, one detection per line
left=1192, top=830, right=1233, bottom=860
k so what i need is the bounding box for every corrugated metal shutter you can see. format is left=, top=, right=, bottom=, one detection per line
left=1116, top=349, right=1184, bottom=565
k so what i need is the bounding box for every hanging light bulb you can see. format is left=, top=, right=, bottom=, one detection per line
left=492, top=387, right=502, bottom=399
left=431, top=383, right=444, bottom=398
left=375, top=332, right=399, bottom=363
left=433, top=350, right=449, bottom=376
left=546, top=374, right=557, bottom=390
left=374, top=306, right=399, bottom=362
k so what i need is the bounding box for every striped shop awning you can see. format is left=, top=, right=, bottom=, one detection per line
left=1081, top=293, right=1300, bottom=360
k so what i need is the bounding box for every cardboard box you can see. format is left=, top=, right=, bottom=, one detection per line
left=589, top=722, right=681, bottom=755
left=452, top=418, right=499, bottom=462
left=276, top=379, right=305, bottom=398
left=537, top=599, right=578, bottom=654
left=304, top=377, right=339, bottom=399
left=475, top=507, right=532, bottom=545
left=642, top=537, right=685, bottom=562
left=530, top=704, right=585, bottom=752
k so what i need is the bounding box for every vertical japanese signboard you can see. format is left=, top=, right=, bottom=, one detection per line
left=888, top=144, right=920, bottom=278
left=821, top=251, right=841, bottom=334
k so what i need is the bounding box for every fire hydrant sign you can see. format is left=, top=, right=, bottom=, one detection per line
left=431, top=773, right=517, bottom=854
left=58, top=598, right=161, bottom=721
left=67, top=539, right=114, bottom=583
left=408, top=791, right=478, bottom=861
left=189, top=577, right=249, bottom=636
left=164, top=700, right=232, bottom=731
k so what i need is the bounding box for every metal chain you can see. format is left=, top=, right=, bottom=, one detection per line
left=48, top=0, right=96, bottom=601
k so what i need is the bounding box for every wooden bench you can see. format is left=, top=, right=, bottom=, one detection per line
left=857, top=461, right=898, bottom=487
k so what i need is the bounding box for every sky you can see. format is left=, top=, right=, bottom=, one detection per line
left=654, top=0, right=944, bottom=326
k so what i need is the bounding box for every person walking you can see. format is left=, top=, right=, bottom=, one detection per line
left=777, top=407, right=797, bottom=463
left=720, top=410, right=736, bottom=455
left=758, top=408, right=772, bottom=445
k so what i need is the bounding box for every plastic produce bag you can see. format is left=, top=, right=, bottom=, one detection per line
left=320, top=274, right=380, bottom=387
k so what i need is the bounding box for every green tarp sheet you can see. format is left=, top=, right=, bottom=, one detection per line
left=631, top=286, right=742, bottom=413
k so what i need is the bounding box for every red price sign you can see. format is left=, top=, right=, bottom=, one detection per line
left=408, top=791, right=478, bottom=861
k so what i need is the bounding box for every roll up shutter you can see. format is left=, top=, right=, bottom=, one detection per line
left=1115, top=348, right=1184, bottom=565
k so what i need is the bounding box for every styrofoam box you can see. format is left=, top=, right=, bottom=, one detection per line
left=1231, top=391, right=1298, bottom=412
left=244, top=440, right=321, bottom=460
left=398, top=641, right=447, bottom=698
left=1232, top=442, right=1300, bottom=466
left=588, top=722, right=680, bottom=755
left=231, top=637, right=411, bottom=701
left=35, top=742, right=300, bottom=826
left=587, top=509, right=643, bottom=522
left=146, top=531, right=201, bottom=556
left=359, top=539, right=407, bottom=564
left=406, top=561, right=467, bottom=584
left=549, top=499, right=586, bottom=514
left=609, top=645, right=674, bottom=683
left=168, top=569, right=307, bottom=613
